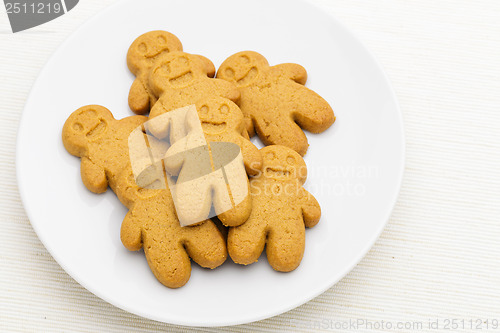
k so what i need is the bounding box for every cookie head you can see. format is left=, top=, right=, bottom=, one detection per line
left=62, top=105, right=113, bottom=156
left=217, top=51, right=268, bottom=87
left=261, top=146, right=307, bottom=183
left=197, top=97, right=242, bottom=135
left=127, top=30, right=183, bottom=74
left=149, top=52, right=205, bottom=95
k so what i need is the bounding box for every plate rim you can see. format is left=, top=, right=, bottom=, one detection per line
left=15, top=0, right=405, bottom=327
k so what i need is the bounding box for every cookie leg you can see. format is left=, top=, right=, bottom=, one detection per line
left=266, top=219, right=305, bottom=272
left=143, top=232, right=192, bottom=288
left=148, top=102, right=171, bottom=139
left=171, top=178, right=213, bottom=226
left=227, top=218, right=267, bottom=265
left=182, top=220, right=227, bottom=269
left=237, top=135, right=262, bottom=176
left=218, top=191, right=252, bottom=227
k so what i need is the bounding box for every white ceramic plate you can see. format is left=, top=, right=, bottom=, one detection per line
left=16, top=0, right=404, bottom=327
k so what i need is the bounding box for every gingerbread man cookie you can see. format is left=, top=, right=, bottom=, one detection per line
left=115, top=165, right=227, bottom=288
left=62, top=105, right=167, bottom=193
left=227, top=145, right=321, bottom=272
left=217, top=51, right=335, bottom=156
left=147, top=51, right=240, bottom=139
left=164, top=139, right=252, bottom=228
left=127, top=30, right=216, bottom=115
left=196, top=96, right=262, bottom=176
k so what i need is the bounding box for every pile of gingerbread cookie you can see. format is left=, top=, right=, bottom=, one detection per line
left=62, top=31, right=335, bottom=288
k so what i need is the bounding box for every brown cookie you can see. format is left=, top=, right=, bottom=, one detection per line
left=196, top=96, right=262, bottom=176
left=127, top=30, right=216, bottom=115
left=62, top=105, right=167, bottom=193
left=217, top=51, right=335, bottom=156
left=227, top=145, right=321, bottom=272
left=164, top=132, right=252, bottom=227
left=116, top=165, right=227, bottom=288
left=147, top=51, right=240, bottom=139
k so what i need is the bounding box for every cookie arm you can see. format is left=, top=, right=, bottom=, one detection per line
left=236, top=136, right=262, bottom=176
left=291, top=86, right=335, bottom=134
left=80, top=157, right=107, bottom=193
left=163, top=139, right=187, bottom=176
left=211, top=79, right=241, bottom=104
left=163, top=118, right=206, bottom=176
left=120, top=211, right=143, bottom=251
left=272, top=63, right=307, bottom=85
left=299, top=187, right=321, bottom=228
left=148, top=101, right=171, bottom=139
left=194, top=55, right=216, bottom=78
left=128, top=78, right=150, bottom=115
left=254, top=115, right=309, bottom=156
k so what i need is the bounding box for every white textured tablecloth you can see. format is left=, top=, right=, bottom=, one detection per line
left=1, top=1, right=499, bottom=332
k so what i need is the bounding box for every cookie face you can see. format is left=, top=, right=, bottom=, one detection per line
left=197, top=97, right=242, bottom=136
left=62, top=105, right=150, bottom=193
left=195, top=96, right=262, bottom=176
left=218, top=51, right=268, bottom=88
left=149, top=52, right=207, bottom=95
left=261, top=145, right=306, bottom=184
left=126, top=31, right=184, bottom=115
left=227, top=145, right=320, bottom=272
left=62, top=106, right=112, bottom=156
left=127, top=30, right=183, bottom=75
left=127, top=31, right=218, bottom=115
left=217, top=51, right=335, bottom=156
left=147, top=51, right=240, bottom=140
